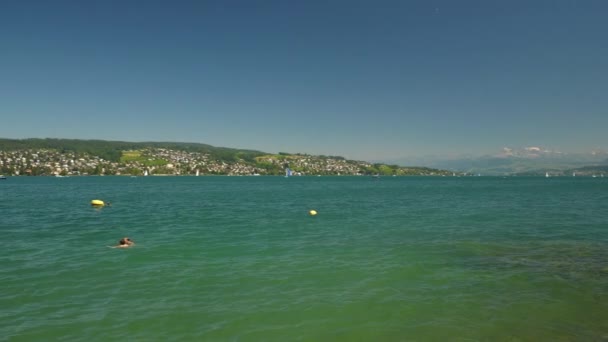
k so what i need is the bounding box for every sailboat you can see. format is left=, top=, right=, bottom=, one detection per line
left=196, top=169, right=200, bottom=177
left=144, top=170, right=148, bottom=176
left=545, top=172, right=549, bottom=178
left=285, top=167, right=292, bottom=178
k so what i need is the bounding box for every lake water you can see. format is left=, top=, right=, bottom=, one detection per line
left=1, top=176, right=607, bottom=341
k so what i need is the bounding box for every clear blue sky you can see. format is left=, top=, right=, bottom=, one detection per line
left=1, top=0, right=606, bottom=161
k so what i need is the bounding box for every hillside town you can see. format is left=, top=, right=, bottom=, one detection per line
left=0, top=148, right=448, bottom=177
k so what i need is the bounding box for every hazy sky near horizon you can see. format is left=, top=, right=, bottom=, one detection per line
left=1, top=0, right=606, bottom=161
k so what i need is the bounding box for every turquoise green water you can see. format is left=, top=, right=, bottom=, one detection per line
left=1, top=176, right=607, bottom=341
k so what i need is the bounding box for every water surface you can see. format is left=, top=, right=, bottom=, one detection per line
left=1, top=176, right=607, bottom=340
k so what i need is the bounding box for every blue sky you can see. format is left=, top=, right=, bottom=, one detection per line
left=1, top=0, right=606, bottom=161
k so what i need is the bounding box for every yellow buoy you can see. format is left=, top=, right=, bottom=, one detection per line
left=309, top=210, right=317, bottom=216
left=91, top=199, right=105, bottom=207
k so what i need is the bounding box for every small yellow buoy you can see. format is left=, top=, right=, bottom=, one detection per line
left=91, top=199, right=105, bottom=207
left=309, top=210, right=317, bottom=216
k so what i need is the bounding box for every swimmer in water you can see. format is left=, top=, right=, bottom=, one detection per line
left=111, top=237, right=135, bottom=248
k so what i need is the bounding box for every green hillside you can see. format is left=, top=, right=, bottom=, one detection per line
left=0, top=138, right=455, bottom=176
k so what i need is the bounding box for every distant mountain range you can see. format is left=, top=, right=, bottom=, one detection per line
left=386, top=147, right=608, bottom=176
left=2, top=139, right=606, bottom=176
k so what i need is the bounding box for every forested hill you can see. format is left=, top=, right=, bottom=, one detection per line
left=0, top=138, right=455, bottom=176
left=0, top=138, right=265, bottom=163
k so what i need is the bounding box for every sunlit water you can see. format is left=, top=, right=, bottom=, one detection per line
left=1, top=176, right=607, bottom=341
